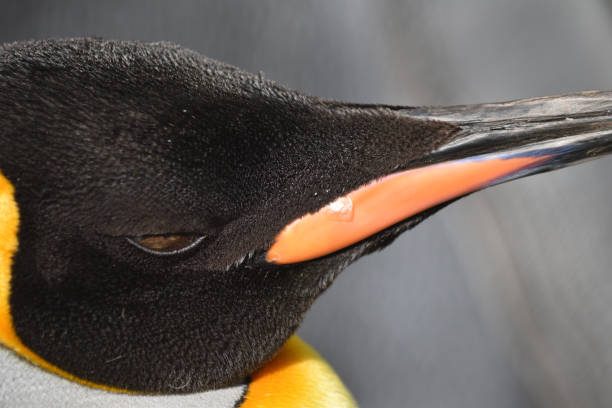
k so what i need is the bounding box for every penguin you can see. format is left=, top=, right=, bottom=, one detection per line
left=0, top=38, right=610, bottom=406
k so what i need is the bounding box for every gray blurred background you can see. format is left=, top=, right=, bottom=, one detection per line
left=1, top=1, right=611, bottom=407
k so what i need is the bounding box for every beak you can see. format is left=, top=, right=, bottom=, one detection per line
left=267, top=90, right=612, bottom=264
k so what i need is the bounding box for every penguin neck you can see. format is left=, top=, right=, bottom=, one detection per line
left=0, top=171, right=130, bottom=393
left=239, top=336, right=357, bottom=407
left=0, top=171, right=20, bottom=350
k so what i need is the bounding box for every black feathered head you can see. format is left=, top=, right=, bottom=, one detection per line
left=0, top=38, right=610, bottom=393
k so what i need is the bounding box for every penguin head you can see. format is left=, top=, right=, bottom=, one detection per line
left=3, top=38, right=610, bottom=394
left=0, top=38, right=457, bottom=392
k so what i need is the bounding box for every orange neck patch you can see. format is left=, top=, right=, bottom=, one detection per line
left=0, top=171, right=19, bottom=352
left=241, top=336, right=357, bottom=408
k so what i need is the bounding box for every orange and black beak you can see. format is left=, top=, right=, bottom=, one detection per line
left=267, top=91, right=612, bottom=264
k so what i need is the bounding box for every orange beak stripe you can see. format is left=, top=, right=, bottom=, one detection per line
left=267, top=155, right=550, bottom=264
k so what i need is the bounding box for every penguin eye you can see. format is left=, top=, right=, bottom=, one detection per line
left=127, top=234, right=205, bottom=255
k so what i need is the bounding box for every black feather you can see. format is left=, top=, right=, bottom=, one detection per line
left=0, top=38, right=457, bottom=392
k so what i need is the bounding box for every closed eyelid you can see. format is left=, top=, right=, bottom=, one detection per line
left=126, top=235, right=206, bottom=255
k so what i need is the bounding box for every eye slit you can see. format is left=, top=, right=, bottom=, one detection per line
left=127, top=234, right=205, bottom=255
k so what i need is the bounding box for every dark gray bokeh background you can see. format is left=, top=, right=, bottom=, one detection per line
left=1, top=1, right=611, bottom=407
